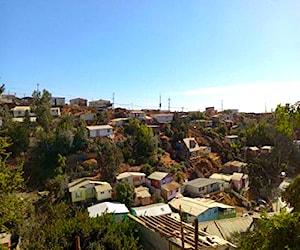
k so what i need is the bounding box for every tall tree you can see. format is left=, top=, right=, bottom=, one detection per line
left=282, top=175, right=300, bottom=212
left=114, top=181, right=135, bottom=208
left=31, top=89, right=52, bottom=132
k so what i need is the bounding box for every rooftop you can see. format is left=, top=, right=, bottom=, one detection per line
left=116, top=172, right=146, bottom=180
left=147, top=171, right=170, bottom=181
left=131, top=203, right=172, bottom=216
left=129, top=214, right=235, bottom=249
left=88, top=202, right=129, bottom=217
left=184, top=178, right=224, bottom=188
left=86, top=125, right=113, bottom=130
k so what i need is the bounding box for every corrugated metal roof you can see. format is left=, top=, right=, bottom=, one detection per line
left=131, top=203, right=172, bottom=216
left=147, top=171, right=169, bottom=180
left=116, top=172, right=145, bottom=180
left=231, top=173, right=244, bottom=181
left=169, top=197, right=234, bottom=217
left=88, top=202, right=129, bottom=217
left=184, top=178, right=224, bottom=188
left=129, top=214, right=236, bottom=248
left=162, top=181, right=180, bottom=192
left=198, top=216, right=254, bottom=240
left=209, top=173, right=232, bottom=182
left=86, top=125, right=113, bottom=130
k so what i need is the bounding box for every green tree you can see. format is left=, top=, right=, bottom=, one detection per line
left=31, top=89, right=52, bottom=132
left=241, top=210, right=300, bottom=250
left=282, top=175, right=300, bottom=212
left=73, top=119, right=88, bottom=152
left=0, top=84, right=5, bottom=94
left=114, top=181, right=135, bottom=208
left=0, top=136, right=25, bottom=232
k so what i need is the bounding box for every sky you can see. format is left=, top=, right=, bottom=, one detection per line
left=1, top=0, right=300, bottom=112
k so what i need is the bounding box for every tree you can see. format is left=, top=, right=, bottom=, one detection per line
left=31, top=89, right=52, bottom=132
left=0, top=136, right=26, bottom=232
left=73, top=119, right=88, bottom=152
left=19, top=201, right=142, bottom=250
left=114, top=181, right=135, bottom=208
left=282, top=175, right=300, bottom=212
left=241, top=210, right=300, bottom=250
left=0, top=84, right=5, bottom=94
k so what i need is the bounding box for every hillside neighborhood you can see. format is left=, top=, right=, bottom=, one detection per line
left=1, top=88, right=300, bottom=249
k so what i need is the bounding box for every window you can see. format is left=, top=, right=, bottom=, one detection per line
left=76, top=191, right=81, bottom=198
left=100, top=191, right=105, bottom=194
left=87, top=188, right=93, bottom=195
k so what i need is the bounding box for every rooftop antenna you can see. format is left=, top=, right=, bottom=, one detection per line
left=37, top=83, right=40, bottom=92
left=159, top=93, right=162, bottom=111
left=168, top=98, right=170, bottom=111
left=221, top=100, right=223, bottom=111
left=112, top=92, right=115, bottom=109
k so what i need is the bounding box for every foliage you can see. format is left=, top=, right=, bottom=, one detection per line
left=241, top=210, right=300, bottom=250
left=114, top=181, right=135, bottom=208
left=151, top=191, right=164, bottom=204
left=0, top=83, right=5, bottom=94
left=19, top=201, right=141, bottom=250
left=0, top=136, right=26, bottom=232
left=31, top=89, right=52, bottom=132
left=73, top=119, right=88, bottom=152
left=123, top=119, right=158, bottom=164
left=282, top=175, right=300, bottom=212
left=275, top=104, right=300, bottom=138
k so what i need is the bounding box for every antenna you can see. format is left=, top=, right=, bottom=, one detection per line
left=37, top=83, right=40, bottom=92
left=265, top=102, right=267, bottom=113
left=159, top=93, right=161, bottom=111
left=112, top=92, right=115, bottom=109
left=168, top=98, right=170, bottom=111
left=221, top=100, right=223, bottom=111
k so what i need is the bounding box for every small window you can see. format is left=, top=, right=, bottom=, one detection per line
left=100, top=191, right=105, bottom=194
left=87, top=188, right=93, bottom=195
left=76, top=191, right=81, bottom=198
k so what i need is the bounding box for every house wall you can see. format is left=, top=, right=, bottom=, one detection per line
left=96, top=189, right=112, bottom=201
left=154, top=115, right=173, bottom=124
left=218, top=208, right=236, bottom=220
left=197, top=207, right=219, bottom=222
left=89, top=128, right=113, bottom=138
left=162, top=188, right=180, bottom=201
left=71, top=188, right=87, bottom=202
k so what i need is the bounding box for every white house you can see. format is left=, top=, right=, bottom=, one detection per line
left=50, top=107, right=61, bottom=117
left=86, top=125, right=113, bottom=138
left=116, top=172, right=146, bottom=186
left=151, top=113, right=174, bottom=124
left=128, top=110, right=146, bottom=120
left=11, top=106, right=35, bottom=118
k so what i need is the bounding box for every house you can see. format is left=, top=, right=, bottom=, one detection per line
left=129, top=214, right=235, bottom=250
left=79, top=112, right=95, bottom=123
left=110, top=117, right=129, bottom=127
left=161, top=181, right=181, bottom=201
left=68, top=178, right=112, bottom=203
left=222, top=160, right=247, bottom=174
left=116, top=172, right=146, bottom=186
left=86, top=125, right=113, bottom=138
left=231, top=173, right=249, bottom=191
left=133, top=186, right=152, bottom=206
left=89, top=99, right=112, bottom=110
left=128, top=110, right=146, bottom=120
left=183, top=178, right=224, bottom=197
left=205, top=107, right=217, bottom=117
left=147, top=171, right=173, bottom=189
left=147, top=125, right=160, bottom=135
left=151, top=113, right=174, bottom=124
left=0, top=94, right=15, bottom=105
left=210, top=172, right=249, bottom=192
left=225, top=135, right=238, bottom=144
left=131, top=203, right=172, bottom=217
left=0, top=233, right=11, bottom=249
left=51, top=97, right=65, bottom=107
left=198, top=119, right=213, bottom=128
left=182, top=137, right=202, bottom=162
left=11, top=106, right=35, bottom=117
left=261, top=145, right=272, bottom=154
left=69, top=97, right=88, bottom=107
left=50, top=107, right=61, bottom=117
left=88, top=202, right=129, bottom=219
left=169, top=197, right=236, bottom=222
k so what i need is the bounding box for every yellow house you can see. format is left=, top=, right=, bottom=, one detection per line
left=68, top=178, right=112, bottom=203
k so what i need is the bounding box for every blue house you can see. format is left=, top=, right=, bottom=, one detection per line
left=169, top=197, right=236, bottom=223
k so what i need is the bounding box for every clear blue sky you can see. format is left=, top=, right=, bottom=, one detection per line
left=1, top=0, right=300, bottom=112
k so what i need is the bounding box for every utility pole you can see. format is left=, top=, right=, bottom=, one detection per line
left=112, top=92, right=115, bottom=110
left=37, top=83, right=39, bottom=92
left=221, top=100, right=223, bottom=111
left=168, top=98, right=170, bottom=111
